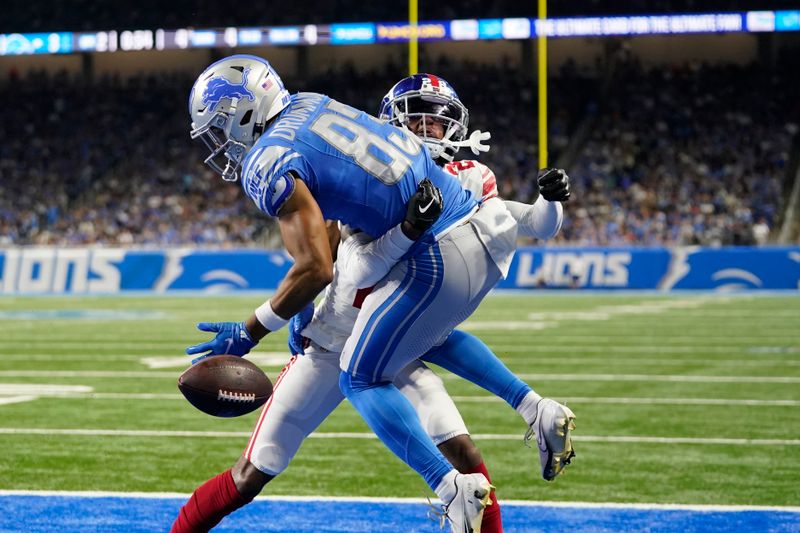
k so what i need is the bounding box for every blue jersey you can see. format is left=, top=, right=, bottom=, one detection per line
left=240, top=93, right=476, bottom=253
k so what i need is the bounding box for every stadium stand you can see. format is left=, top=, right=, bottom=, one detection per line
left=1, top=56, right=797, bottom=246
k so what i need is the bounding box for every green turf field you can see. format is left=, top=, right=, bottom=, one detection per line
left=0, top=294, right=798, bottom=506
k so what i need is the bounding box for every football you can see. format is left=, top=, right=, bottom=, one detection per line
left=178, top=356, right=273, bottom=418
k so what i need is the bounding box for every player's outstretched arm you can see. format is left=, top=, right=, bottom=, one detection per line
left=504, top=197, right=563, bottom=240
left=337, top=179, right=443, bottom=289
left=245, top=177, right=334, bottom=341
left=503, top=168, right=570, bottom=240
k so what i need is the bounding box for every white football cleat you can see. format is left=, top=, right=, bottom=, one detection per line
left=441, top=473, right=494, bottom=533
left=525, top=398, right=576, bottom=481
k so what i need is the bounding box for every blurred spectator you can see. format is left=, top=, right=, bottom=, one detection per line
left=752, top=217, right=770, bottom=245
left=0, top=59, right=796, bottom=247
left=554, top=60, right=796, bottom=246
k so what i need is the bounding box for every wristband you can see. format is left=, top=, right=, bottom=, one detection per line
left=255, top=300, right=290, bottom=331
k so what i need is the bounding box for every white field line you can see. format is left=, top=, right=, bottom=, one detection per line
left=487, top=345, right=792, bottom=353
left=462, top=321, right=556, bottom=330
left=0, top=428, right=798, bottom=446
left=439, top=373, right=800, bottom=384
left=0, top=350, right=291, bottom=361
left=461, top=296, right=791, bottom=333
left=466, top=326, right=800, bottom=336
left=0, top=371, right=177, bottom=378
left=0, top=490, right=798, bottom=513
left=2, top=346, right=798, bottom=360
left=448, top=396, right=800, bottom=407
left=0, top=384, right=93, bottom=394
left=2, top=370, right=799, bottom=384
left=470, top=357, right=800, bottom=367
left=4, top=356, right=800, bottom=368
left=471, top=333, right=800, bottom=342
left=140, top=353, right=291, bottom=369
left=3, top=390, right=797, bottom=407
left=8, top=334, right=794, bottom=343
left=0, top=396, right=38, bottom=406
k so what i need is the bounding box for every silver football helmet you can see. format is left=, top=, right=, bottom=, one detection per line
left=189, top=54, right=291, bottom=181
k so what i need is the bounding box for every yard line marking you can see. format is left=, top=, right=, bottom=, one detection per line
left=0, top=396, right=38, bottom=406
left=0, top=371, right=177, bottom=378
left=474, top=333, right=800, bottom=341
left=0, top=384, right=93, bottom=395
left=462, top=321, right=556, bottom=330
left=478, top=357, right=800, bottom=367
left=2, top=370, right=799, bottom=383
left=20, top=392, right=800, bottom=407
left=0, top=490, right=799, bottom=513
left=0, top=428, right=797, bottom=446
left=449, top=396, right=800, bottom=407
left=443, top=373, right=800, bottom=384
left=5, top=347, right=799, bottom=359
left=571, top=435, right=800, bottom=446
left=47, top=393, right=183, bottom=400
left=465, top=297, right=731, bottom=332
left=487, top=346, right=781, bottom=353
left=140, top=352, right=291, bottom=369
left=0, top=490, right=798, bottom=512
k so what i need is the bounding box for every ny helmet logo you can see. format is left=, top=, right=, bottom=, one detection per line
left=202, top=68, right=255, bottom=112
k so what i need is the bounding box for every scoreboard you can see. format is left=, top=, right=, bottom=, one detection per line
left=2, top=10, right=799, bottom=56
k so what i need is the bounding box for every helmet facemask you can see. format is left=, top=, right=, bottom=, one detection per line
left=388, top=90, right=469, bottom=162
left=190, top=103, right=249, bottom=182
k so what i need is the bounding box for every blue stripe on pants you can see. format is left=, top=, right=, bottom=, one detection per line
left=346, top=262, right=414, bottom=375
left=339, top=243, right=453, bottom=491
left=372, top=244, right=444, bottom=380
left=349, top=244, right=444, bottom=382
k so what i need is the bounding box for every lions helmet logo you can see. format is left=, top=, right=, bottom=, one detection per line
left=202, top=68, right=256, bottom=112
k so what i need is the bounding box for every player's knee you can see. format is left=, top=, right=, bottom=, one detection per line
left=231, top=456, right=274, bottom=500
left=438, top=434, right=483, bottom=473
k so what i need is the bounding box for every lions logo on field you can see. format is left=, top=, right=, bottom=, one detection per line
left=202, top=68, right=255, bottom=112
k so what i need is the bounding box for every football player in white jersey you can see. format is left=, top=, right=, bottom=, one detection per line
left=172, top=72, right=574, bottom=533
left=346, top=73, right=575, bottom=486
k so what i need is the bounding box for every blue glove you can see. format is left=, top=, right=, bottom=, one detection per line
left=287, top=303, right=314, bottom=355
left=186, top=321, right=257, bottom=363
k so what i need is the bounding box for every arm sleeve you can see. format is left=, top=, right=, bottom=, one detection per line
left=336, top=225, right=415, bottom=289
left=241, top=146, right=309, bottom=216
left=504, top=196, right=563, bottom=239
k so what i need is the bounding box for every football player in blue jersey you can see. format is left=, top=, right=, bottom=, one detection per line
left=180, top=54, right=534, bottom=532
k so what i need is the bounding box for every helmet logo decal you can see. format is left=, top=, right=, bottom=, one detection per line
left=420, top=76, right=443, bottom=94
left=202, top=68, right=255, bottom=112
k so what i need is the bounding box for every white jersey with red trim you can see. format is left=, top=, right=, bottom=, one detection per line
left=303, top=159, right=514, bottom=352
left=443, top=160, right=498, bottom=203
left=444, top=159, right=517, bottom=278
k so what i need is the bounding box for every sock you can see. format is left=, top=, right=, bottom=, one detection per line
left=434, top=469, right=459, bottom=503
left=467, top=462, right=503, bottom=533
left=170, top=469, right=252, bottom=533
left=340, top=371, right=453, bottom=491
left=516, top=391, right=544, bottom=427
left=423, top=330, right=533, bottom=408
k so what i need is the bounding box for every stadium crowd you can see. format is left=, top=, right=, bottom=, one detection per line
left=1, top=58, right=796, bottom=247
left=554, top=58, right=798, bottom=246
